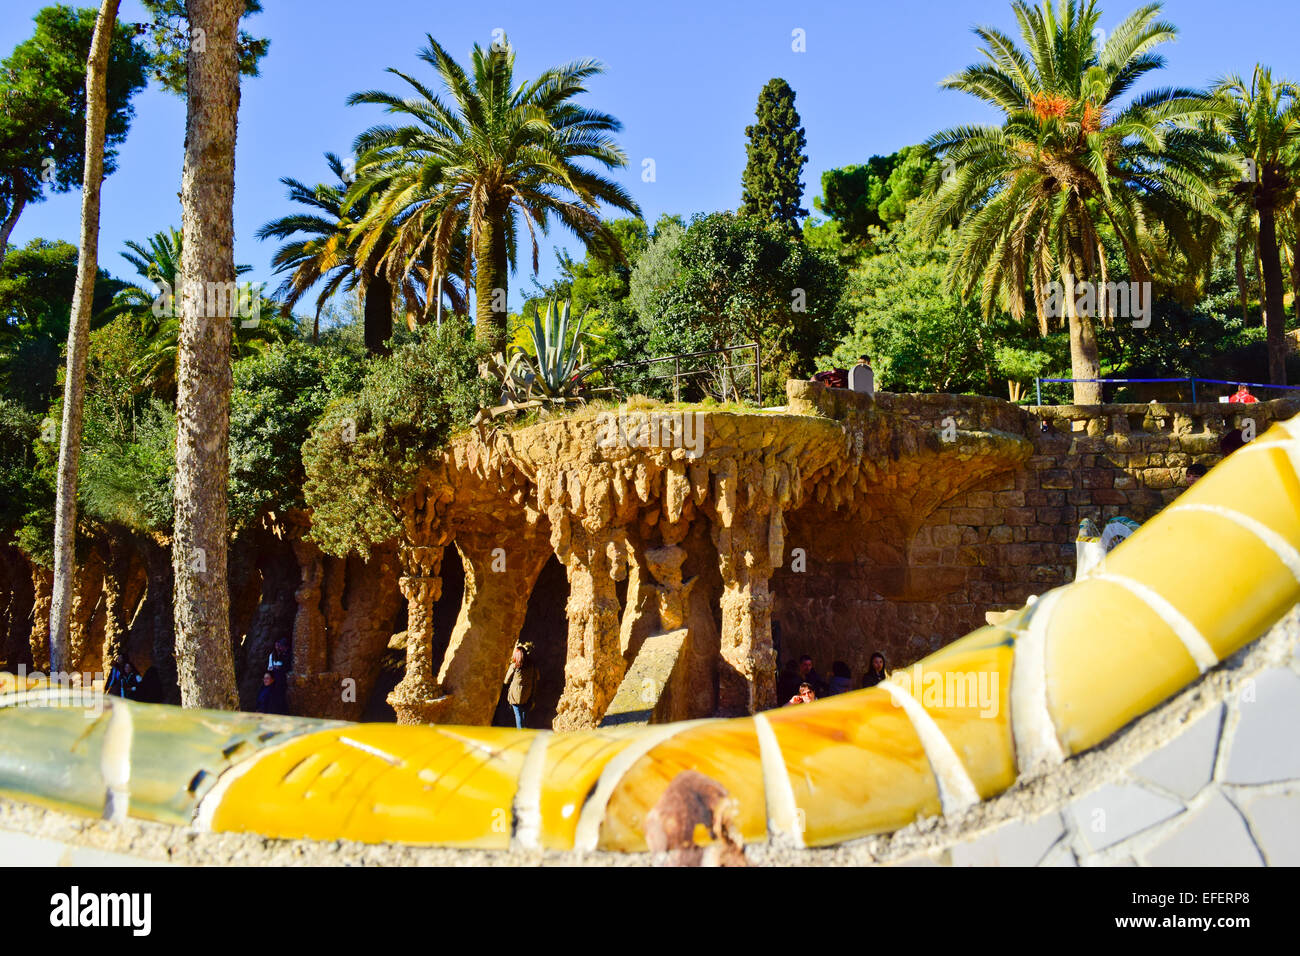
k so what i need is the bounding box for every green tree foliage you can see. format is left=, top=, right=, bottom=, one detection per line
left=135, top=0, right=269, bottom=96
left=632, top=212, right=845, bottom=402
left=0, top=238, right=125, bottom=411
left=739, top=78, right=808, bottom=232
left=105, top=228, right=291, bottom=398
left=229, top=341, right=364, bottom=529
left=829, top=210, right=1041, bottom=395
left=0, top=5, right=150, bottom=252
left=302, top=319, right=494, bottom=558
left=805, top=146, right=937, bottom=261
left=0, top=398, right=42, bottom=536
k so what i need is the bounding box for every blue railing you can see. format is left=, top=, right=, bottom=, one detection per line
left=1033, top=376, right=1300, bottom=405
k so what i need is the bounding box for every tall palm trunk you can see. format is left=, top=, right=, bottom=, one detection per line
left=474, top=205, right=508, bottom=354
left=173, top=0, right=242, bottom=709
left=363, top=269, right=393, bottom=355
left=1235, top=238, right=1250, bottom=324
left=49, top=0, right=120, bottom=673
left=1258, top=199, right=1289, bottom=386
left=1062, top=254, right=1102, bottom=405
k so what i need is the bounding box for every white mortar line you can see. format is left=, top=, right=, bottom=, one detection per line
left=1092, top=573, right=1219, bottom=672
left=1232, top=432, right=1300, bottom=477
left=1011, top=588, right=1068, bottom=774
left=337, top=735, right=402, bottom=766
left=752, top=712, right=804, bottom=848
left=511, top=732, right=550, bottom=851
left=1169, top=503, right=1300, bottom=583
left=571, top=720, right=709, bottom=852
left=878, top=682, right=981, bottom=815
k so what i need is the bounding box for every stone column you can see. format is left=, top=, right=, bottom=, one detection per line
left=710, top=457, right=787, bottom=715
left=388, top=541, right=449, bottom=724
left=29, top=563, right=53, bottom=670
left=553, top=529, right=627, bottom=731
left=432, top=531, right=552, bottom=725
left=100, top=539, right=132, bottom=671
left=290, top=537, right=328, bottom=677
left=285, top=534, right=343, bottom=717
left=644, top=544, right=695, bottom=632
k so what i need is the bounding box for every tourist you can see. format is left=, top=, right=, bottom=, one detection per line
left=503, top=643, right=538, bottom=729
left=105, top=658, right=142, bottom=700
left=862, top=652, right=888, bottom=688
left=1185, top=462, right=1207, bottom=486
left=797, top=655, right=827, bottom=697
left=777, top=658, right=801, bottom=704
left=268, top=638, right=292, bottom=675
left=256, top=670, right=288, bottom=715
left=828, top=661, right=853, bottom=696
left=811, top=367, right=848, bottom=389
left=1228, top=384, right=1259, bottom=404
left=787, top=682, right=816, bottom=706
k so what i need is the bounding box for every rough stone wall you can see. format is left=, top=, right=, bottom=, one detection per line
left=769, top=387, right=1300, bottom=678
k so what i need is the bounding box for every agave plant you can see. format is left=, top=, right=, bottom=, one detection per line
left=486, top=299, right=596, bottom=415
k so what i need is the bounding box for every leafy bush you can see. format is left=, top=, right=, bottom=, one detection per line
left=229, top=341, right=364, bottom=529
left=302, top=318, right=493, bottom=558
left=631, top=212, right=846, bottom=403
left=0, top=399, right=42, bottom=537
left=828, top=210, right=1035, bottom=395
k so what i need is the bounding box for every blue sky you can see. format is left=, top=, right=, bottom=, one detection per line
left=4, top=0, right=1298, bottom=313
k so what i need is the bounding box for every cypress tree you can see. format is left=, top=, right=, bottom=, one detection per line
left=739, top=78, right=808, bottom=231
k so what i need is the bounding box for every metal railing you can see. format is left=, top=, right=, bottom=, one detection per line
left=597, top=343, right=762, bottom=405
left=1034, top=376, right=1300, bottom=405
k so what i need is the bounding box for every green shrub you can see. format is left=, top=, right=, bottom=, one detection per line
left=229, top=341, right=364, bottom=529
left=302, top=318, right=493, bottom=558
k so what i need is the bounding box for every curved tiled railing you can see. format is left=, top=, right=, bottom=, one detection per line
left=2, top=415, right=1298, bottom=853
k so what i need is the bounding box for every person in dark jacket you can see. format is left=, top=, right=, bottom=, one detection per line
left=797, top=655, right=828, bottom=697
left=105, top=658, right=142, bottom=699
left=268, top=638, right=292, bottom=676
left=256, top=671, right=288, bottom=715
left=862, top=652, right=889, bottom=688
left=828, top=661, right=853, bottom=696
left=503, top=644, right=538, bottom=729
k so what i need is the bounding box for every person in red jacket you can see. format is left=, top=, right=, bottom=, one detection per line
left=1228, top=384, right=1259, bottom=404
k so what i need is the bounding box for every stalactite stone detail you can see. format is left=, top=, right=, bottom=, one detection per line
left=388, top=553, right=446, bottom=724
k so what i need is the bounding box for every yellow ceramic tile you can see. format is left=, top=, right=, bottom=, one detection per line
left=536, top=728, right=641, bottom=849
left=765, top=688, right=942, bottom=847
left=1044, top=578, right=1201, bottom=754
left=1178, top=442, right=1300, bottom=549
left=598, top=720, right=767, bottom=851
left=212, top=724, right=530, bottom=848
left=888, top=629, right=1017, bottom=799
left=1101, top=510, right=1298, bottom=662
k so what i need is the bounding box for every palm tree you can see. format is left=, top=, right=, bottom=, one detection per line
left=257, top=153, right=463, bottom=353
left=1214, top=66, right=1300, bottom=385
left=346, top=34, right=641, bottom=353
left=49, top=0, right=120, bottom=674
left=921, top=0, right=1226, bottom=404
left=108, top=228, right=276, bottom=397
